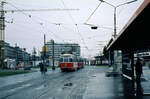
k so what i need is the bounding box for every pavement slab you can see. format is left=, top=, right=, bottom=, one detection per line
left=0, top=66, right=150, bottom=99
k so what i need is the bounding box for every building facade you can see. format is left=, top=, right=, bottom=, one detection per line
left=41, top=40, right=80, bottom=66
left=4, top=42, right=31, bottom=69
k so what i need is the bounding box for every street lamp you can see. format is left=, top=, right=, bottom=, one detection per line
left=99, top=0, right=137, bottom=37
left=51, top=39, right=55, bottom=70
left=23, top=48, right=26, bottom=70
left=99, top=0, right=137, bottom=74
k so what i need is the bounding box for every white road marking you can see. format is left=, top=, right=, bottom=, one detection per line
left=8, top=83, right=31, bottom=92
left=35, top=85, right=45, bottom=90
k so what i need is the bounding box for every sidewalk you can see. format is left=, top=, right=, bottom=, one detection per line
left=141, top=66, right=150, bottom=96
left=0, top=68, right=60, bottom=88
left=83, top=71, right=150, bottom=99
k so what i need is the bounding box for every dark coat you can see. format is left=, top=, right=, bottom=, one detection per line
left=39, top=63, right=44, bottom=72
left=135, top=58, right=143, bottom=76
left=39, top=63, right=47, bottom=72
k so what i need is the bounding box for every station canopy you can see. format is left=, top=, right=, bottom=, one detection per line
left=107, top=0, right=150, bottom=51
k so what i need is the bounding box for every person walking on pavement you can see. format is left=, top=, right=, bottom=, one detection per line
left=135, top=57, right=143, bottom=84
left=39, top=62, right=45, bottom=75
left=135, top=57, right=143, bottom=96
left=39, top=62, right=47, bottom=86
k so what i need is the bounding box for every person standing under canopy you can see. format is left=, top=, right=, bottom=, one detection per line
left=135, top=57, right=143, bottom=84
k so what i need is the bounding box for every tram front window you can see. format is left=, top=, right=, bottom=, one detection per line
left=64, top=58, right=68, bottom=62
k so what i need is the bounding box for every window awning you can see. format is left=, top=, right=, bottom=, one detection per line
left=107, top=0, right=150, bottom=51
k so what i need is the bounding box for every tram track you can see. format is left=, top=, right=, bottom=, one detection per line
left=0, top=67, right=98, bottom=99
left=0, top=71, right=68, bottom=99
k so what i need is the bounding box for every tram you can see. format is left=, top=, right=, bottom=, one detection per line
left=60, top=53, right=84, bottom=72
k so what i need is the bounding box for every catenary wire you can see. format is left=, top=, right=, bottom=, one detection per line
left=7, top=2, right=66, bottom=43
left=60, top=0, right=91, bottom=56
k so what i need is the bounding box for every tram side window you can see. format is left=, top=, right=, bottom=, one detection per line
left=69, top=58, right=73, bottom=62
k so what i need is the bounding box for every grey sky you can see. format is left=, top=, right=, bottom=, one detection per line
left=4, top=0, right=144, bottom=58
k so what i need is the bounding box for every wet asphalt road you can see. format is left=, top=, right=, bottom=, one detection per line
left=1, top=66, right=150, bottom=99
left=0, top=66, right=109, bottom=99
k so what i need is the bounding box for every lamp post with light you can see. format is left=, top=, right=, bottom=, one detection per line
left=99, top=0, right=137, bottom=73
left=99, top=0, right=137, bottom=37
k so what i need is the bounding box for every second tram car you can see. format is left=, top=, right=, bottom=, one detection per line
left=60, top=54, right=84, bottom=72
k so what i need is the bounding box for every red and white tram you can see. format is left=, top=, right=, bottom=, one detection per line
left=60, top=54, right=84, bottom=72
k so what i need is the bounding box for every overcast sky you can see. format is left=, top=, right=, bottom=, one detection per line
left=3, top=0, right=144, bottom=58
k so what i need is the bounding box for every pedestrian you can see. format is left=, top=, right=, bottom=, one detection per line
left=135, top=57, right=143, bottom=84
left=39, top=62, right=44, bottom=74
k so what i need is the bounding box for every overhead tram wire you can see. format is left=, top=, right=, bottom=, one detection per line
left=7, top=2, right=45, bottom=33
left=84, top=2, right=102, bottom=30
left=55, top=24, right=89, bottom=45
left=8, top=1, right=69, bottom=26
left=9, top=0, right=81, bottom=29
left=4, top=6, right=48, bottom=42
left=6, top=22, right=44, bottom=36
left=40, top=24, right=66, bottom=43
left=7, top=2, right=67, bottom=42
left=60, top=0, right=90, bottom=54
left=84, top=2, right=102, bottom=24
left=83, top=2, right=114, bottom=30
left=118, top=0, right=128, bottom=15
left=8, top=1, right=88, bottom=45
left=60, top=0, right=76, bottom=24
left=7, top=2, right=82, bottom=43
left=8, top=1, right=91, bottom=50
left=75, top=24, right=89, bottom=51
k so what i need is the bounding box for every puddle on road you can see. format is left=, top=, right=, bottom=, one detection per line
left=62, top=86, right=71, bottom=90
left=35, top=85, right=45, bottom=90
left=91, top=75, right=96, bottom=77
left=8, top=86, right=23, bottom=92
left=61, top=82, right=73, bottom=90
left=64, top=82, right=73, bottom=86
left=22, top=83, right=31, bottom=87
left=17, top=81, right=23, bottom=83
left=49, top=97, right=55, bottom=99
left=8, top=83, right=31, bottom=92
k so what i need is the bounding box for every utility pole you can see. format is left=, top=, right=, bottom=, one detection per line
left=23, top=48, right=26, bottom=69
left=15, top=44, right=18, bottom=68
left=0, top=1, right=6, bottom=69
left=43, top=34, right=46, bottom=72
left=32, top=47, right=37, bottom=67
left=114, top=8, right=117, bottom=37
left=52, top=39, right=55, bottom=70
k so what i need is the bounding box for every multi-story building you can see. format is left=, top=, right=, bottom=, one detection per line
left=2, top=42, right=31, bottom=69
left=41, top=40, right=80, bottom=66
